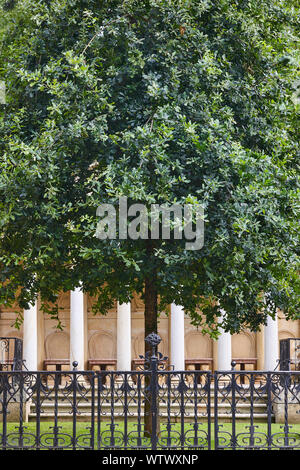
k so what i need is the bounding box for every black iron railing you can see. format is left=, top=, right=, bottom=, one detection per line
left=279, top=338, right=300, bottom=371
left=0, top=334, right=299, bottom=450
left=0, top=337, right=23, bottom=371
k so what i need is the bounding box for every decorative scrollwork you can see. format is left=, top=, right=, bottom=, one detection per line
left=134, top=332, right=169, bottom=371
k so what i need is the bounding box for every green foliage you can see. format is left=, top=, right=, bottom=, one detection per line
left=0, top=0, right=299, bottom=333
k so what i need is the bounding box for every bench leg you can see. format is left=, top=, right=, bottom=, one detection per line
left=240, top=364, right=245, bottom=384
left=56, top=365, right=62, bottom=385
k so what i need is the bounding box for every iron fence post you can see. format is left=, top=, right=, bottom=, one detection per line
left=207, top=372, right=212, bottom=450
left=283, top=372, right=290, bottom=449
left=72, top=362, right=78, bottom=451
left=145, top=332, right=162, bottom=451
left=36, top=372, right=41, bottom=450
left=266, top=372, right=272, bottom=450
left=231, top=371, right=237, bottom=450
left=150, top=351, right=158, bottom=450
left=214, top=371, right=219, bottom=449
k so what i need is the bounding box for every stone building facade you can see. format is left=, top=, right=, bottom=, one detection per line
left=0, top=290, right=299, bottom=372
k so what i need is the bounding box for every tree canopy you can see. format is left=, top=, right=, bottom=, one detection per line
left=0, top=0, right=299, bottom=335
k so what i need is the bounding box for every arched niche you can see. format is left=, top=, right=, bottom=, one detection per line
left=279, top=330, right=295, bottom=341
left=88, top=331, right=116, bottom=359
left=45, top=331, right=70, bottom=359
left=57, top=292, right=70, bottom=310
left=132, top=332, right=145, bottom=358
left=0, top=302, right=22, bottom=313
left=40, top=292, right=70, bottom=311
left=87, top=295, right=117, bottom=313
left=185, top=331, right=213, bottom=358
left=232, top=331, right=255, bottom=358
left=156, top=334, right=168, bottom=357
left=4, top=330, right=22, bottom=340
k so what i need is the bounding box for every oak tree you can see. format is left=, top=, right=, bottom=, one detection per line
left=0, top=0, right=299, bottom=346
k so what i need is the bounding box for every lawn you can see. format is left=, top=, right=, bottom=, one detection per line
left=2, top=421, right=300, bottom=450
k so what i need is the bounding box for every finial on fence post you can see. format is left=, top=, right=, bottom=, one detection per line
left=145, top=332, right=161, bottom=357
left=231, top=360, right=237, bottom=370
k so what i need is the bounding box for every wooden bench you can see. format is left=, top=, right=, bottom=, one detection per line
left=44, top=359, right=70, bottom=372
left=185, top=359, right=213, bottom=383
left=88, top=359, right=117, bottom=371
left=131, top=358, right=213, bottom=371
left=131, top=359, right=145, bottom=371
left=131, top=359, right=146, bottom=383
left=0, top=359, right=14, bottom=371
left=185, top=358, right=213, bottom=371
left=43, top=359, right=70, bottom=385
left=88, top=359, right=117, bottom=384
left=232, top=358, right=258, bottom=384
left=232, top=358, right=257, bottom=370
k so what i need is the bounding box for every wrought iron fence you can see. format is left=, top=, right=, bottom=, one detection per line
left=214, top=369, right=300, bottom=450
left=279, top=338, right=300, bottom=371
left=0, top=334, right=299, bottom=450
left=0, top=337, right=23, bottom=371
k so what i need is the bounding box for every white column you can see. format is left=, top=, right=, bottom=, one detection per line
left=264, top=313, right=279, bottom=370
left=170, top=304, right=185, bottom=370
left=117, top=302, right=131, bottom=370
left=23, top=301, right=38, bottom=371
left=217, top=311, right=232, bottom=370
left=70, top=288, right=86, bottom=370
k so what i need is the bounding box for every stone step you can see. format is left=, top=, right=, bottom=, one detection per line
left=27, top=381, right=271, bottom=422
left=28, top=400, right=270, bottom=422
left=29, top=395, right=269, bottom=406
left=29, top=404, right=268, bottom=413
left=29, top=384, right=270, bottom=395
left=28, top=412, right=270, bottom=422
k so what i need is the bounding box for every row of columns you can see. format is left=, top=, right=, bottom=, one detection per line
left=23, top=293, right=279, bottom=371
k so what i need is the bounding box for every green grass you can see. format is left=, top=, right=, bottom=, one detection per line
left=2, top=421, right=300, bottom=450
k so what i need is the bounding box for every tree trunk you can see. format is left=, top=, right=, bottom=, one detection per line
left=144, top=275, right=158, bottom=353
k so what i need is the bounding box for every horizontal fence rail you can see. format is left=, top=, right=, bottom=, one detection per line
left=0, top=369, right=299, bottom=450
